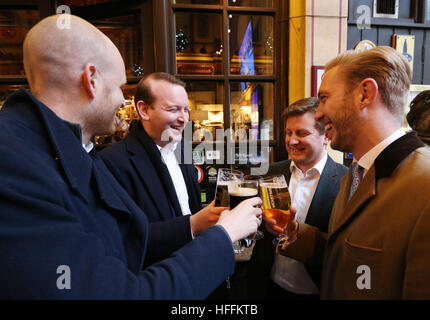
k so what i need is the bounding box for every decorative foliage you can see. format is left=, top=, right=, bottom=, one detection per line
left=265, top=35, right=273, bottom=54
left=176, top=28, right=189, bottom=52
left=132, top=63, right=144, bottom=77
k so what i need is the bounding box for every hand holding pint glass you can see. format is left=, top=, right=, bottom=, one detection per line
left=228, top=179, right=264, bottom=242
left=259, top=175, right=297, bottom=248
left=214, top=168, right=262, bottom=253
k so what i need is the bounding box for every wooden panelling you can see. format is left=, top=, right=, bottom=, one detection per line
left=348, top=0, right=430, bottom=85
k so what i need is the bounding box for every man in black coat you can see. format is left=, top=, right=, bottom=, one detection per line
left=248, top=97, right=347, bottom=299
left=100, top=73, right=226, bottom=266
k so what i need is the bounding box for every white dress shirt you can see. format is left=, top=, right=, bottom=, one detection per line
left=157, top=142, right=192, bottom=216
left=83, top=141, right=94, bottom=153
left=271, top=153, right=328, bottom=294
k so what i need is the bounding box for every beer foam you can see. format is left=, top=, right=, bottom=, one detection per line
left=229, top=187, right=258, bottom=197
left=260, top=182, right=288, bottom=189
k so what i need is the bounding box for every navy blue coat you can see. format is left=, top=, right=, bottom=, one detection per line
left=0, top=88, right=234, bottom=299
left=100, top=123, right=202, bottom=266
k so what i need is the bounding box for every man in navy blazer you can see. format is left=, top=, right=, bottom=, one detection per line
left=0, top=14, right=262, bottom=299
left=248, top=98, right=347, bottom=299
left=100, top=73, right=225, bottom=266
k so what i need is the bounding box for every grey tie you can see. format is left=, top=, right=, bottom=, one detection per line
left=348, top=162, right=364, bottom=201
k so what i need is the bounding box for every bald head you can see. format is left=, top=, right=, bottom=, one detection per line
left=23, top=14, right=121, bottom=92
left=23, top=14, right=127, bottom=145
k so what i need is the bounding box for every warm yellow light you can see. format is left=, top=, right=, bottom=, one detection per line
left=240, top=105, right=251, bottom=114
left=208, top=111, right=224, bottom=123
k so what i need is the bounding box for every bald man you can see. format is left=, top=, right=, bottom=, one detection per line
left=0, top=14, right=262, bottom=299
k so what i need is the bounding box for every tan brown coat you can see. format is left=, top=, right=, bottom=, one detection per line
left=283, top=135, right=430, bottom=299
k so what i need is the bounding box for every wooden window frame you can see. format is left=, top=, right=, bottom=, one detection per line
left=168, top=0, right=288, bottom=160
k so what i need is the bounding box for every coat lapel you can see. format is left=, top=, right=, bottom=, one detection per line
left=305, top=157, right=336, bottom=226
left=128, top=124, right=183, bottom=218
left=90, top=152, right=133, bottom=218
left=328, top=164, right=376, bottom=242
left=284, top=161, right=292, bottom=185
left=13, top=89, right=132, bottom=219
left=328, top=132, right=424, bottom=242
left=123, top=133, right=174, bottom=221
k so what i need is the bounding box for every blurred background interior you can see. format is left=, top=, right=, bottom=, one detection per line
left=2, top=0, right=430, bottom=204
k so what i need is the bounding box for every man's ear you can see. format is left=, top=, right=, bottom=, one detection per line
left=358, top=78, right=378, bottom=110
left=81, top=63, right=97, bottom=99
left=136, top=100, right=150, bottom=120
left=323, top=132, right=330, bottom=146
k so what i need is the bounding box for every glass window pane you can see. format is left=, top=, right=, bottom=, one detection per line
left=229, top=0, right=273, bottom=7
left=175, top=12, right=223, bottom=75
left=91, top=14, right=144, bottom=78
left=229, top=15, right=274, bottom=75
left=186, top=81, right=225, bottom=141
left=427, top=0, right=430, bottom=22
left=230, top=82, right=273, bottom=141
left=0, top=9, right=40, bottom=76
left=174, top=0, right=221, bottom=4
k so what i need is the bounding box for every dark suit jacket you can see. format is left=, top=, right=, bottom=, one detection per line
left=248, top=155, right=347, bottom=297
left=0, top=88, right=234, bottom=299
left=100, top=122, right=202, bottom=265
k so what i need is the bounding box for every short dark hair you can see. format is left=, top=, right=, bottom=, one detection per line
left=134, top=72, right=186, bottom=106
left=281, top=97, right=325, bottom=134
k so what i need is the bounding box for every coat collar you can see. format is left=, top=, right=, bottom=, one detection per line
left=4, top=88, right=93, bottom=203
left=328, top=131, right=424, bottom=240
left=306, top=156, right=340, bottom=224
left=374, top=131, right=424, bottom=180
left=126, top=122, right=183, bottom=218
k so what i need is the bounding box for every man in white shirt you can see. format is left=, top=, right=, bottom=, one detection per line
left=272, top=46, right=430, bottom=299
left=100, top=73, right=227, bottom=266
left=249, top=98, right=347, bottom=299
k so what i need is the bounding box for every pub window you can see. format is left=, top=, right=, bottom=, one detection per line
left=426, top=0, right=430, bottom=23
left=373, top=0, right=399, bottom=19
left=172, top=0, right=276, bottom=146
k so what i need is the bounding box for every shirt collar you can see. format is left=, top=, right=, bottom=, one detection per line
left=83, top=141, right=94, bottom=153
left=61, top=118, right=94, bottom=153
left=157, top=141, right=178, bottom=155
left=290, top=152, right=328, bottom=176
left=356, top=128, right=406, bottom=172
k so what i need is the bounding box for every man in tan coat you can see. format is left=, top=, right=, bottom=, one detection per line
left=266, top=46, right=430, bottom=299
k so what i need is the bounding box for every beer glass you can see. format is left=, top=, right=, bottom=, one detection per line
left=214, top=168, right=244, bottom=207
left=214, top=168, right=244, bottom=253
left=259, top=175, right=293, bottom=247
left=228, top=179, right=263, bottom=242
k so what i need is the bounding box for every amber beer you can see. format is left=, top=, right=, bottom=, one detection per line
left=260, top=183, right=291, bottom=229
left=263, top=208, right=290, bottom=229
left=229, top=187, right=258, bottom=209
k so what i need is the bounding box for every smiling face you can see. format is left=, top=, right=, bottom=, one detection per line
left=285, top=111, right=328, bottom=172
left=137, top=79, right=189, bottom=147
left=316, top=66, right=361, bottom=153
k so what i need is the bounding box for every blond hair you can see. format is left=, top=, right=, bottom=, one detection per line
left=325, top=46, right=411, bottom=120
